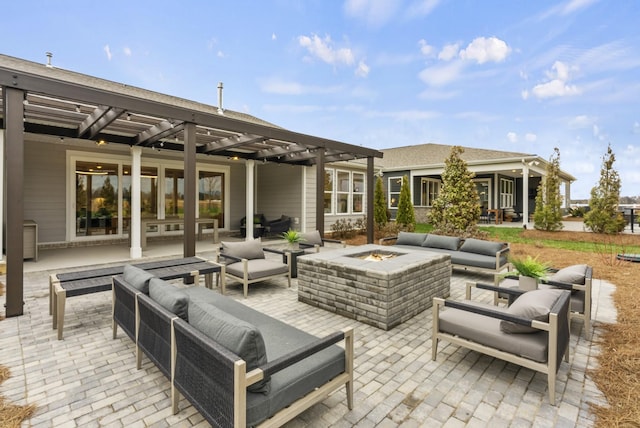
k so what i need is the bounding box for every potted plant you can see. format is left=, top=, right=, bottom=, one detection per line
left=505, top=255, right=550, bottom=291
left=282, top=229, right=304, bottom=250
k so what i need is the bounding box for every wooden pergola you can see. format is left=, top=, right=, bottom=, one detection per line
left=0, top=54, right=383, bottom=317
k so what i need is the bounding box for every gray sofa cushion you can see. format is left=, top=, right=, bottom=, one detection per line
left=549, top=264, right=588, bottom=285
left=438, top=301, right=549, bottom=363
left=222, top=239, right=265, bottom=260
left=450, top=251, right=498, bottom=269
left=501, top=289, right=564, bottom=334
left=123, top=264, right=155, bottom=294
left=299, top=230, right=323, bottom=246
left=182, top=286, right=346, bottom=426
left=396, top=232, right=428, bottom=246
left=226, top=259, right=289, bottom=280
left=460, top=238, right=504, bottom=257
left=148, top=278, right=189, bottom=321
left=188, top=300, right=270, bottom=394
left=423, top=234, right=460, bottom=251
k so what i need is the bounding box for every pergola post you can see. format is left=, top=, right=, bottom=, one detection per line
left=4, top=87, right=25, bottom=317
left=184, top=123, right=196, bottom=257
left=130, top=146, right=142, bottom=259
left=522, top=164, right=530, bottom=228
left=316, top=149, right=325, bottom=236
left=366, top=157, right=375, bottom=244
left=245, top=159, right=255, bottom=240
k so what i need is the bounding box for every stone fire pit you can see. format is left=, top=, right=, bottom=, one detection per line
left=297, top=244, right=451, bottom=330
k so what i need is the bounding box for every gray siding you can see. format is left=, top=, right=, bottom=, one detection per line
left=228, top=163, right=246, bottom=230
left=304, top=166, right=317, bottom=232
left=257, top=163, right=304, bottom=230
left=24, top=140, right=67, bottom=243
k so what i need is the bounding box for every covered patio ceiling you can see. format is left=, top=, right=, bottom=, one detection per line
left=0, top=54, right=382, bottom=165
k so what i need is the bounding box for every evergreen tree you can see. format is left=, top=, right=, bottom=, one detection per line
left=395, top=175, right=415, bottom=230
left=533, top=148, right=564, bottom=231
left=584, top=144, right=626, bottom=234
left=429, top=146, right=481, bottom=236
left=374, top=176, right=388, bottom=229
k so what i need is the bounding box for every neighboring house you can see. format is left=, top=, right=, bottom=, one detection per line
left=0, top=54, right=382, bottom=316
left=380, top=143, right=576, bottom=226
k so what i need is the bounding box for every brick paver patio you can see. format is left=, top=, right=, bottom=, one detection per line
left=1, top=250, right=613, bottom=427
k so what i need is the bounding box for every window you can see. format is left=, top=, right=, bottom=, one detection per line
left=388, top=177, right=402, bottom=208
left=324, top=168, right=365, bottom=214
left=199, top=171, right=224, bottom=227
left=500, top=178, right=514, bottom=208
left=75, top=161, right=118, bottom=236
left=474, top=179, right=490, bottom=210
left=420, top=178, right=440, bottom=207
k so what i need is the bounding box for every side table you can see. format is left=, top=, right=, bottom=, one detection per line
left=283, top=249, right=306, bottom=278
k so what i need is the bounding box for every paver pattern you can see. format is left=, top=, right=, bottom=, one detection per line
left=1, top=251, right=613, bottom=427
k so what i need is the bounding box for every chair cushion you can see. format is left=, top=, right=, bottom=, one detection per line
left=396, top=232, right=428, bottom=246
left=549, top=264, right=588, bottom=285
left=222, top=239, right=265, bottom=260
left=459, top=238, right=504, bottom=257
left=500, top=288, right=564, bottom=334
left=148, top=278, right=189, bottom=321
left=226, top=259, right=289, bottom=280
left=422, top=234, right=460, bottom=251
left=188, top=300, right=270, bottom=394
left=123, top=265, right=155, bottom=294
left=299, top=230, right=323, bottom=246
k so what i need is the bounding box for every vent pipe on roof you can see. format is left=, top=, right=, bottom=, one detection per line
left=217, top=82, right=224, bottom=115
left=45, top=52, right=53, bottom=68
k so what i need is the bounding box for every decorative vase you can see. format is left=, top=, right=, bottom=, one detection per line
left=518, top=275, right=538, bottom=291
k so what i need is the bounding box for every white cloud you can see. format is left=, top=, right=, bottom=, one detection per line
left=568, top=115, right=592, bottom=129
left=104, top=45, right=112, bottom=61
left=123, top=47, right=132, bottom=57
left=459, top=37, right=511, bottom=64
left=507, top=132, right=518, bottom=143
left=521, top=89, right=529, bottom=100
left=343, top=0, right=401, bottom=27
left=525, top=133, right=537, bottom=142
left=418, top=60, right=465, bottom=87
left=562, top=0, right=598, bottom=15
left=418, top=39, right=435, bottom=57
left=531, top=61, right=581, bottom=99
left=355, top=60, right=370, bottom=78
left=217, top=51, right=225, bottom=58
left=438, top=43, right=459, bottom=61
left=633, top=121, right=640, bottom=134
left=406, top=0, right=441, bottom=17
left=272, top=33, right=277, bottom=41
left=260, top=78, right=343, bottom=95
left=298, top=34, right=355, bottom=66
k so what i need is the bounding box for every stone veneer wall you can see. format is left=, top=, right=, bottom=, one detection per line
left=297, top=247, right=451, bottom=330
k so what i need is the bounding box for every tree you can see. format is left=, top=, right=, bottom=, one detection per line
left=584, top=144, right=626, bottom=234
left=429, top=146, right=481, bottom=236
left=373, top=176, right=388, bottom=229
left=395, top=175, right=415, bottom=230
left=533, top=147, right=564, bottom=231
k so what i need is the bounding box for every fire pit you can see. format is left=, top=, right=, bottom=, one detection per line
left=297, top=244, right=451, bottom=330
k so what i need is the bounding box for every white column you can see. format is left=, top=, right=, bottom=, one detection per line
left=130, top=147, right=142, bottom=258
left=522, top=165, right=530, bottom=228
left=245, top=159, right=255, bottom=240
left=564, top=181, right=571, bottom=209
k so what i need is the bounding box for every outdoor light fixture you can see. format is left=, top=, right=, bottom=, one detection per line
left=75, top=105, right=81, bottom=113
left=95, top=140, right=108, bottom=146
left=126, top=113, right=131, bottom=121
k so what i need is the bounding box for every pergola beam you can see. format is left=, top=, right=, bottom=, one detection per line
left=77, top=106, right=125, bottom=139
left=135, top=120, right=184, bottom=146
left=202, top=133, right=263, bottom=153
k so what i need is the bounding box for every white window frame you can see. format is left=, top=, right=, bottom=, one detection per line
left=420, top=178, right=441, bottom=207
left=352, top=172, right=365, bottom=214
left=324, top=169, right=335, bottom=214
left=324, top=168, right=366, bottom=215
left=500, top=178, right=514, bottom=208
left=387, top=176, right=402, bottom=209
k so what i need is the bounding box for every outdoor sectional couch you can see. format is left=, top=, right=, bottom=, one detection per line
left=380, top=232, right=510, bottom=274
left=112, top=265, right=354, bottom=427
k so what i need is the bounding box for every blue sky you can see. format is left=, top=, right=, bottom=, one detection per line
left=2, top=0, right=639, bottom=199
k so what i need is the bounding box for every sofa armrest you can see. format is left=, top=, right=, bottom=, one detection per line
left=438, top=298, right=550, bottom=331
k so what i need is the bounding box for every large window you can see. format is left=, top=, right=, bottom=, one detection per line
left=324, top=168, right=365, bottom=214
left=199, top=171, right=224, bottom=227
left=388, top=177, right=402, bottom=208
left=420, top=178, right=440, bottom=207
left=474, top=179, right=490, bottom=210
left=75, top=161, right=119, bottom=236
left=500, top=178, right=514, bottom=208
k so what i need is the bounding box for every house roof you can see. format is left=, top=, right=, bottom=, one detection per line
left=381, top=143, right=535, bottom=169
left=0, top=54, right=382, bottom=165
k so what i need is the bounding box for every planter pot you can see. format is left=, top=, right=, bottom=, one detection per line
left=518, top=275, right=538, bottom=291
left=286, top=243, right=300, bottom=250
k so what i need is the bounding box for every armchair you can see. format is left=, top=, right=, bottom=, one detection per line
left=216, top=239, right=291, bottom=298
left=298, top=230, right=346, bottom=253
left=433, top=283, right=571, bottom=405
left=240, top=214, right=267, bottom=238
left=265, top=215, right=292, bottom=236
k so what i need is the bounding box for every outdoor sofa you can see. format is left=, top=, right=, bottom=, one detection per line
left=380, top=231, right=510, bottom=274
left=433, top=282, right=572, bottom=405
left=112, top=265, right=354, bottom=427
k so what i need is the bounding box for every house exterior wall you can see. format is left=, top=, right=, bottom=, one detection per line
left=256, top=163, right=304, bottom=230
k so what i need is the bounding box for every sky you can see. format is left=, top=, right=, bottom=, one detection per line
left=1, top=0, right=639, bottom=199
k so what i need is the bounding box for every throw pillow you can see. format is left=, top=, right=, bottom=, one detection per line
left=188, top=301, right=270, bottom=394
left=422, top=234, right=460, bottom=251
left=148, top=278, right=189, bottom=321
left=221, top=239, right=265, bottom=260
left=549, top=264, right=588, bottom=285
left=459, top=238, right=504, bottom=257
left=122, top=265, right=155, bottom=294
left=500, top=288, right=564, bottom=334
left=396, top=232, right=428, bottom=246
